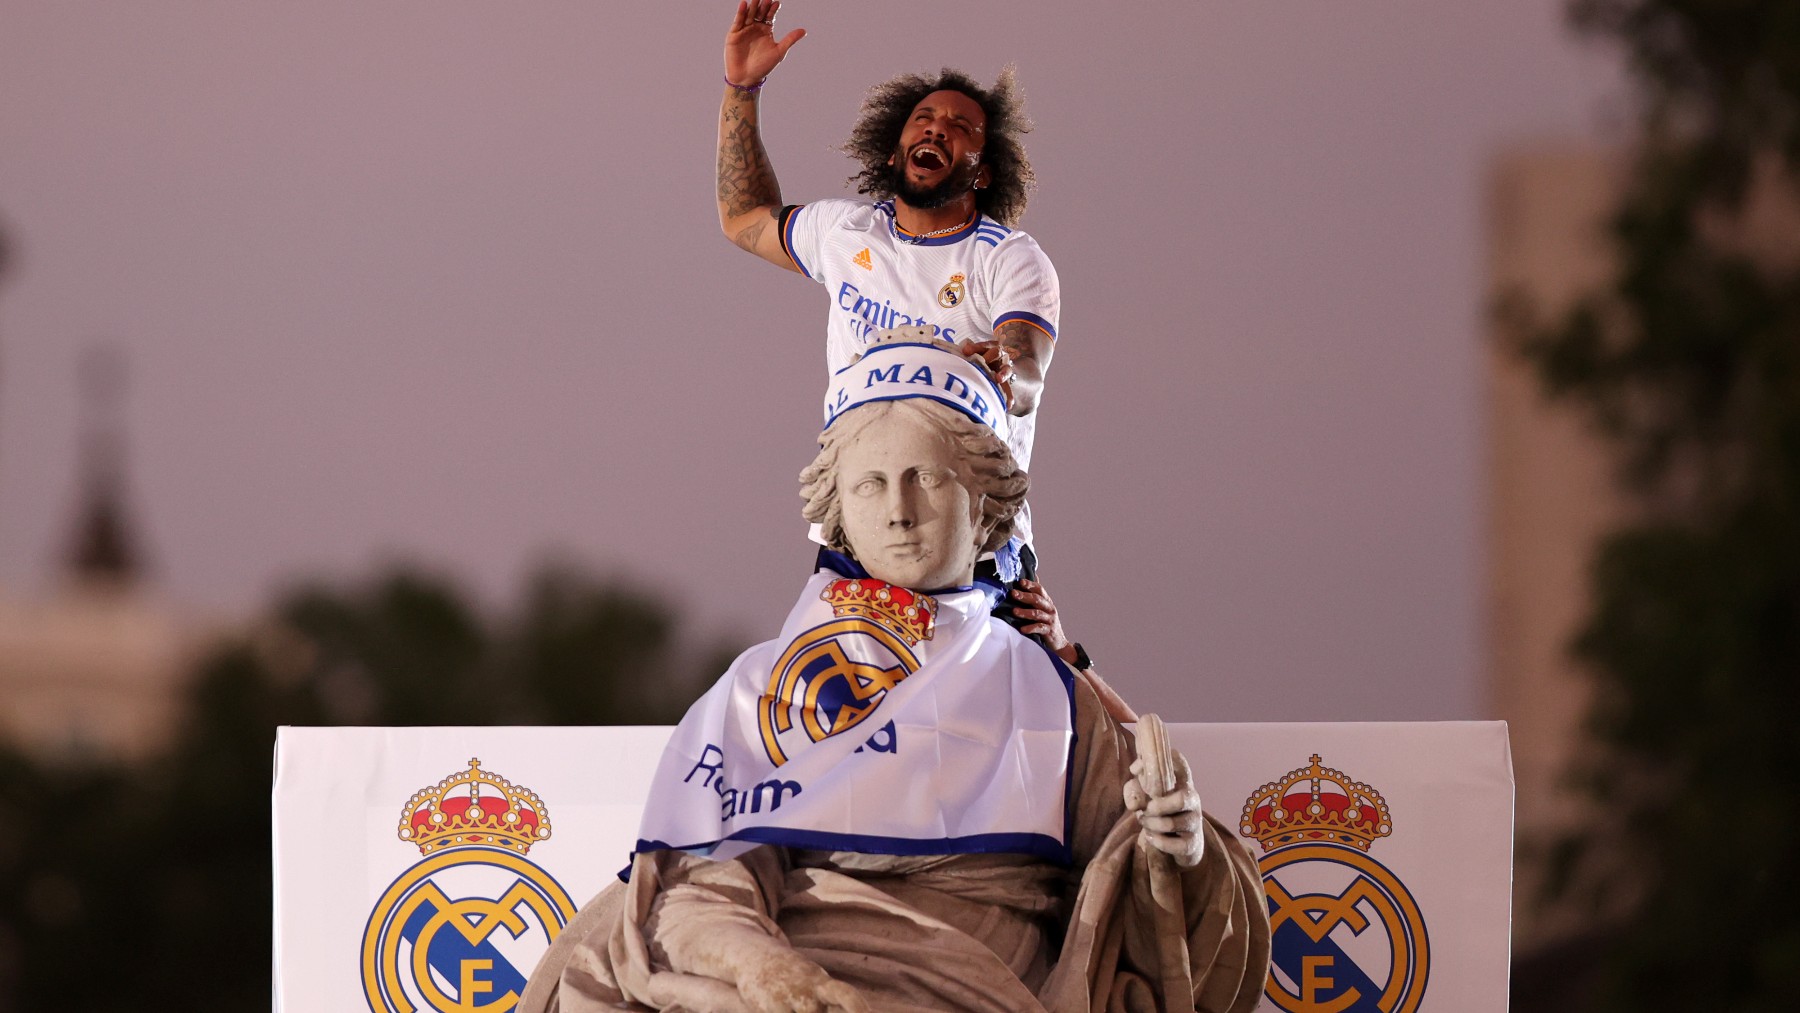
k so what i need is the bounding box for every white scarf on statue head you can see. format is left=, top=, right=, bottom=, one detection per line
left=629, top=556, right=1076, bottom=871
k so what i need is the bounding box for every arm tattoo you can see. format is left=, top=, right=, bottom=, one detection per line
left=996, top=322, right=1042, bottom=371
left=718, top=93, right=782, bottom=221
left=996, top=321, right=1050, bottom=415
left=730, top=207, right=781, bottom=253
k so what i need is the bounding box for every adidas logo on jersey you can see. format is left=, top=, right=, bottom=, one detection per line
left=853, top=248, right=873, bottom=271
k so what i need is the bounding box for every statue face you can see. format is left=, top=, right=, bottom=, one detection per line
left=835, top=407, right=983, bottom=589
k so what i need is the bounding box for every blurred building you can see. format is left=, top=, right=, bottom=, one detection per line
left=1483, top=145, right=1629, bottom=951
left=0, top=349, right=219, bottom=761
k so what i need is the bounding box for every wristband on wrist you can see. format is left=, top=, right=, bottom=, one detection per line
left=1070, top=642, right=1094, bottom=671
left=724, top=75, right=767, bottom=94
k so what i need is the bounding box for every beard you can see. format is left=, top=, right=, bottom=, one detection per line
left=889, top=145, right=982, bottom=211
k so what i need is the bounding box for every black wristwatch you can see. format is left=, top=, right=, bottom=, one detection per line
left=1069, top=642, right=1094, bottom=671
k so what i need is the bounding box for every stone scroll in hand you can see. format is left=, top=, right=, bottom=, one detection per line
left=1134, top=713, right=1177, bottom=798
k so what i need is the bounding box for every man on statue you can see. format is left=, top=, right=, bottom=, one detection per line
left=715, top=0, right=1062, bottom=582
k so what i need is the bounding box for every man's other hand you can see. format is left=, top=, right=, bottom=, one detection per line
left=1009, top=578, right=1069, bottom=653
left=956, top=337, right=1016, bottom=404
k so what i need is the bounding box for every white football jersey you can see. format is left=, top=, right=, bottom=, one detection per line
left=783, top=198, right=1060, bottom=554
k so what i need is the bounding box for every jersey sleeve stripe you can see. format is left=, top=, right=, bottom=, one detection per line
left=779, top=204, right=811, bottom=279
left=995, top=310, right=1057, bottom=341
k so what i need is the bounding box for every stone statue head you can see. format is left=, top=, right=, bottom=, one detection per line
left=799, top=396, right=1027, bottom=589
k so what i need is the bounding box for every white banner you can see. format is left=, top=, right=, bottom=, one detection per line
left=273, top=721, right=1512, bottom=1013
left=637, top=571, right=1076, bottom=865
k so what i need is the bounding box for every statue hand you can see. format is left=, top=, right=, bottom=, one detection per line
left=736, top=950, right=870, bottom=1013
left=956, top=337, right=1016, bottom=403
left=724, top=0, right=806, bottom=87
left=1126, top=751, right=1206, bottom=868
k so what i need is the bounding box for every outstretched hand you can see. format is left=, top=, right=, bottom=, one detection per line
left=1124, top=751, right=1206, bottom=868
left=725, top=0, right=806, bottom=87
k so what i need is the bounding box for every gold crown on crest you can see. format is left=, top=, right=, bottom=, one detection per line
left=821, top=578, right=937, bottom=646
left=1240, top=754, right=1392, bottom=853
left=396, top=758, right=552, bottom=856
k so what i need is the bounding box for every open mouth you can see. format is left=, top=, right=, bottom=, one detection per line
left=909, top=145, right=947, bottom=172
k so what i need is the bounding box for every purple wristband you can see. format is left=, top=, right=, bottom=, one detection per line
left=724, top=75, right=766, bottom=95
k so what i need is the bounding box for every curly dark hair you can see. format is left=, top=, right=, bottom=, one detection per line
left=841, top=67, right=1035, bottom=227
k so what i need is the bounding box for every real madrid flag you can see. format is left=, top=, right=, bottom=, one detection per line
left=630, top=558, right=1076, bottom=869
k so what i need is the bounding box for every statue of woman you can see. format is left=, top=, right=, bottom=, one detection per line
left=521, top=342, right=1269, bottom=1013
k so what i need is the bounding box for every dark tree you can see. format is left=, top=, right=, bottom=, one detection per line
left=1509, top=2, right=1800, bottom=1009
left=0, top=565, right=731, bottom=1011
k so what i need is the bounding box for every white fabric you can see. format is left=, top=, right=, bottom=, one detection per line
left=633, top=568, right=1075, bottom=864
left=786, top=198, right=1059, bottom=550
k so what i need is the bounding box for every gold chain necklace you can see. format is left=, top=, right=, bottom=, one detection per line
left=891, top=209, right=975, bottom=244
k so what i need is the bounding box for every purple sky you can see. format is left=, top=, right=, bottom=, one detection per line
left=0, top=2, right=1623, bottom=721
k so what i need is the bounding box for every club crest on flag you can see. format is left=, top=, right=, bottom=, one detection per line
left=757, top=578, right=935, bottom=767
left=1241, top=755, right=1430, bottom=1013
left=361, top=758, right=576, bottom=1013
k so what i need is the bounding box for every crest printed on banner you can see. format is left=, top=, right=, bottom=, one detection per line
left=1241, top=755, right=1430, bottom=1013
left=361, top=759, right=576, bottom=1013
left=759, top=578, right=935, bottom=767
left=632, top=563, right=1074, bottom=868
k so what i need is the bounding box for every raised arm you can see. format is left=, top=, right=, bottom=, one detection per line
left=719, top=0, right=806, bottom=271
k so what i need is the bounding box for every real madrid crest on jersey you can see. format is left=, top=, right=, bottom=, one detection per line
left=361, top=759, right=576, bottom=1013
left=758, top=577, right=935, bottom=767
left=937, top=272, right=966, bottom=308
left=1242, top=755, right=1429, bottom=1013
